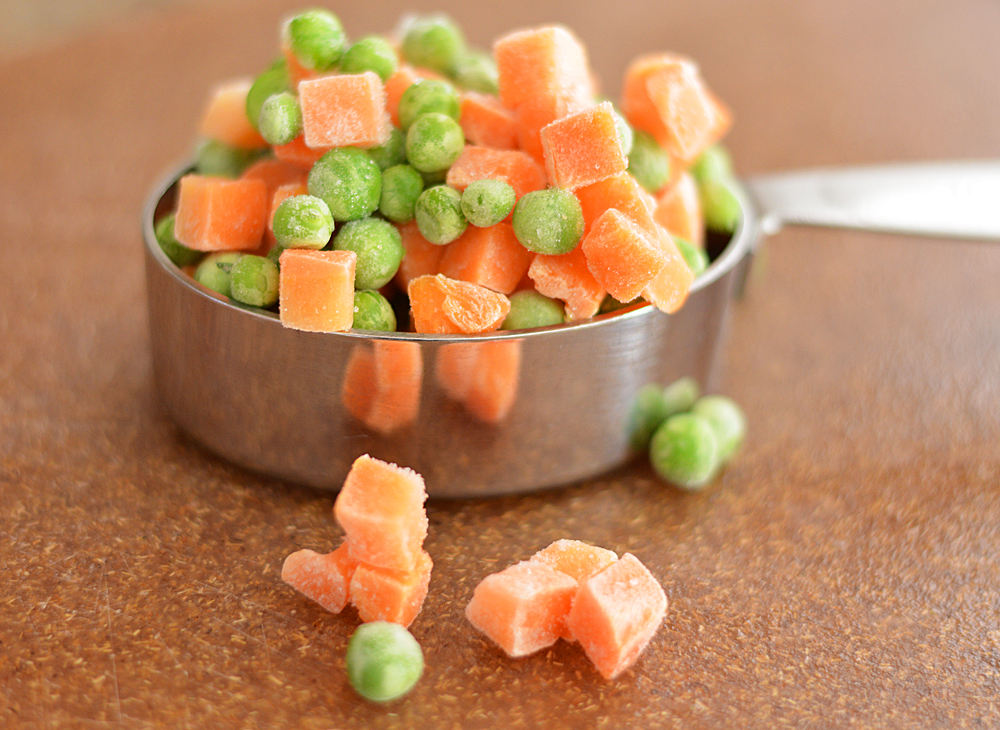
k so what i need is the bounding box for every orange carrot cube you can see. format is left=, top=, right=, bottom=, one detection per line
left=281, top=542, right=359, bottom=614
left=277, top=249, right=357, bottom=332
left=272, top=134, right=330, bottom=169
left=459, top=92, right=519, bottom=150
left=653, top=171, right=704, bottom=248
left=299, top=71, right=391, bottom=149
left=574, top=171, right=659, bottom=236
left=408, top=274, right=511, bottom=334
left=446, top=146, right=547, bottom=202
left=438, top=223, right=533, bottom=295
left=527, top=247, right=605, bottom=321
left=581, top=208, right=667, bottom=303
left=393, top=221, right=445, bottom=290
left=530, top=540, right=619, bottom=584
left=566, top=553, right=668, bottom=679
left=173, top=174, right=268, bottom=252
left=349, top=550, right=433, bottom=627
left=334, top=455, right=429, bottom=573
left=641, top=227, right=694, bottom=314
left=240, top=158, right=310, bottom=198
left=540, top=101, right=627, bottom=190
left=198, top=78, right=268, bottom=150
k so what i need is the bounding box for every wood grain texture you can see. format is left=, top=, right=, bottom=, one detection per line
left=2, top=0, right=1000, bottom=727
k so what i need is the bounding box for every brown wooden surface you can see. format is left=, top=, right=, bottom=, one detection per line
left=3, top=0, right=1000, bottom=727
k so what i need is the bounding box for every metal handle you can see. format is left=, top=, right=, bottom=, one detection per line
left=746, top=161, right=1000, bottom=241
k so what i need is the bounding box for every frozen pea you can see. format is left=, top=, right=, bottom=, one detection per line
left=400, top=14, right=466, bottom=76
left=229, top=254, right=279, bottom=308
left=379, top=165, right=424, bottom=223
left=691, top=144, right=734, bottom=185
left=333, top=218, right=404, bottom=290
left=511, top=188, right=584, bottom=255
left=308, top=147, right=382, bottom=222
left=272, top=194, right=333, bottom=250
left=662, top=376, right=700, bottom=417
left=194, top=139, right=259, bottom=178
left=415, top=185, right=467, bottom=245
left=258, top=91, right=302, bottom=146
left=346, top=621, right=423, bottom=703
left=282, top=9, right=347, bottom=72
left=398, top=80, right=460, bottom=131
left=501, top=290, right=566, bottom=330
left=691, top=395, right=746, bottom=464
left=154, top=213, right=202, bottom=267
left=367, top=127, right=407, bottom=171
left=649, top=412, right=720, bottom=490
left=461, top=179, right=516, bottom=228
left=627, top=130, right=671, bottom=193
left=340, top=35, right=398, bottom=82
left=194, top=252, right=241, bottom=297
left=627, top=383, right=672, bottom=451
left=699, top=178, right=740, bottom=233
left=419, top=168, right=449, bottom=187
left=674, top=237, right=709, bottom=277
left=405, top=113, right=465, bottom=173
left=246, top=58, right=291, bottom=131
left=353, top=290, right=398, bottom=332
left=453, top=51, right=498, bottom=94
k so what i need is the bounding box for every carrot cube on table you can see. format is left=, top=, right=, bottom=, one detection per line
left=281, top=541, right=359, bottom=614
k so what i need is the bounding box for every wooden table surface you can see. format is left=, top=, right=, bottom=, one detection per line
left=3, top=0, right=1000, bottom=727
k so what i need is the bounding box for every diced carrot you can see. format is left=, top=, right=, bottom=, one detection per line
left=574, top=171, right=659, bottom=236
left=621, top=54, right=725, bottom=165
left=438, top=223, right=533, bottom=295
left=280, top=41, right=318, bottom=88
left=393, top=221, right=445, bottom=290
left=240, top=158, right=310, bottom=197
left=527, top=247, right=605, bottom=321
left=435, top=340, right=522, bottom=423
left=408, top=274, right=511, bottom=334
left=173, top=174, right=268, bottom=252
left=342, top=340, right=423, bottom=434
left=334, top=454, right=429, bottom=573
left=641, top=227, right=694, bottom=314
left=446, top=146, right=547, bottom=202
left=281, top=541, right=359, bottom=614
left=581, top=208, right=667, bottom=303
left=529, top=539, right=619, bottom=641
left=540, top=101, right=627, bottom=190
left=198, top=78, right=268, bottom=150
left=459, top=92, right=519, bottom=150
left=277, top=249, right=357, bottom=332
left=565, top=553, right=667, bottom=679
left=653, top=170, right=704, bottom=248
left=465, top=560, right=579, bottom=657
left=349, top=550, right=433, bottom=627
left=299, top=71, right=391, bottom=149
left=272, top=134, right=330, bottom=169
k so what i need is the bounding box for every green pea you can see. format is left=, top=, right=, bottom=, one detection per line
left=400, top=14, right=466, bottom=76
left=246, top=58, right=291, bottom=132
left=367, top=127, right=407, bottom=171
left=379, top=165, right=425, bottom=223
left=453, top=51, right=498, bottom=95
left=627, top=130, right=671, bottom=194
left=627, top=383, right=672, bottom=451
left=272, top=195, right=333, bottom=250
left=258, top=91, right=302, bottom=146
left=461, top=179, right=516, bottom=228
left=501, top=290, right=565, bottom=330
left=662, top=376, right=700, bottom=417
left=353, top=290, right=398, bottom=332
left=649, top=412, right=720, bottom=490
left=511, top=188, right=584, bottom=255
left=333, top=217, right=404, bottom=290
left=282, top=9, right=347, bottom=72
left=194, top=139, right=259, bottom=178
left=699, top=178, right=740, bottom=233
left=398, top=80, right=460, bottom=131
left=674, top=237, right=709, bottom=277
left=691, top=395, right=746, bottom=464
left=154, top=213, right=202, bottom=267
left=414, top=185, right=467, bottom=245
left=419, top=168, right=449, bottom=187
left=690, top=144, right=734, bottom=185
left=229, top=254, right=279, bottom=308
left=193, top=252, right=241, bottom=297
left=308, top=147, right=382, bottom=222
left=346, top=621, right=423, bottom=703
left=340, top=35, right=398, bottom=82
left=405, top=113, right=465, bottom=173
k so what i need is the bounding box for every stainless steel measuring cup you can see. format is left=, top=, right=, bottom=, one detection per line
left=143, top=160, right=1000, bottom=497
